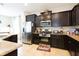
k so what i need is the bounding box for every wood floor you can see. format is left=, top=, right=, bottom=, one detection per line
left=18, top=44, right=70, bottom=56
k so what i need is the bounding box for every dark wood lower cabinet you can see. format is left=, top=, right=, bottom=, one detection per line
left=3, top=35, right=17, bottom=43
left=50, top=35, right=66, bottom=49
left=32, top=34, right=40, bottom=44
left=65, top=35, right=79, bottom=56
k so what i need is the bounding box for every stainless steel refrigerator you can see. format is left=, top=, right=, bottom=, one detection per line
left=22, top=21, right=33, bottom=44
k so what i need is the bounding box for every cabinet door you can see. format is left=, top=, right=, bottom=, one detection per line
left=52, top=11, right=70, bottom=27
left=32, top=34, right=40, bottom=44
left=26, top=14, right=37, bottom=23
left=35, top=16, right=41, bottom=27
left=71, top=8, right=76, bottom=26
left=65, top=35, right=79, bottom=56
left=52, top=13, right=60, bottom=27
left=51, top=35, right=65, bottom=49
left=51, top=38, right=58, bottom=47
left=71, top=4, right=79, bottom=26
left=57, top=35, right=65, bottom=49
left=68, top=37, right=79, bottom=51
left=76, top=4, right=79, bottom=25
left=64, top=36, right=75, bottom=51
left=51, top=35, right=58, bottom=47
left=59, top=11, right=71, bottom=26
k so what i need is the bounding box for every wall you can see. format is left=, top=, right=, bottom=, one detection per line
left=19, top=13, right=26, bottom=43
left=0, top=15, right=21, bottom=35
left=0, top=15, right=12, bottom=33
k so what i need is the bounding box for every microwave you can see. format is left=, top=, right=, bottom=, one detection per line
left=40, top=20, right=51, bottom=27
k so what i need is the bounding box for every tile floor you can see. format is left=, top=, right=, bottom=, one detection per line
left=18, top=44, right=70, bottom=56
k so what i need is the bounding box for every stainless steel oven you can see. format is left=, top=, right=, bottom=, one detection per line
left=39, top=32, right=51, bottom=44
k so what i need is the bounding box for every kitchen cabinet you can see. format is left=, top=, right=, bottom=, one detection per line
left=71, top=7, right=76, bottom=26
left=52, top=11, right=71, bottom=27
left=75, top=4, right=79, bottom=25
left=65, top=35, right=79, bottom=56
left=71, top=4, right=79, bottom=26
left=3, top=35, right=17, bottom=43
left=32, top=34, right=40, bottom=44
left=51, top=13, right=60, bottom=27
left=50, top=35, right=58, bottom=47
left=26, top=14, right=37, bottom=23
left=35, top=15, right=41, bottom=27
left=50, top=35, right=66, bottom=49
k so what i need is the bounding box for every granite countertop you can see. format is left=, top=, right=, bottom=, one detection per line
left=0, top=40, right=22, bottom=56
left=0, top=34, right=22, bottom=56
left=68, top=34, right=79, bottom=42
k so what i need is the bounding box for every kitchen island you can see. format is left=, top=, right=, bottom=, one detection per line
left=0, top=34, right=22, bottom=56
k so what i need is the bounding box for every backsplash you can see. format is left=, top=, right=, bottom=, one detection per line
left=36, top=26, right=79, bottom=33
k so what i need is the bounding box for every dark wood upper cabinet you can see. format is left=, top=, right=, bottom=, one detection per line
left=52, top=11, right=71, bottom=27
left=25, top=4, right=79, bottom=27
left=60, top=11, right=71, bottom=26
left=52, top=13, right=60, bottom=27
left=35, top=15, right=41, bottom=27
left=71, top=4, right=79, bottom=26
left=75, top=4, right=79, bottom=25
left=26, top=14, right=37, bottom=23
left=71, top=7, right=76, bottom=26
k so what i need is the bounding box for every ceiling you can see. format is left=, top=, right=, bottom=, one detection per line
left=0, top=3, right=25, bottom=16
left=0, top=3, right=77, bottom=16
left=24, top=3, right=77, bottom=15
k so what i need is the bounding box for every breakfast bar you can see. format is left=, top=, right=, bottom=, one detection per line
left=0, top=34, right=22, bottom=56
